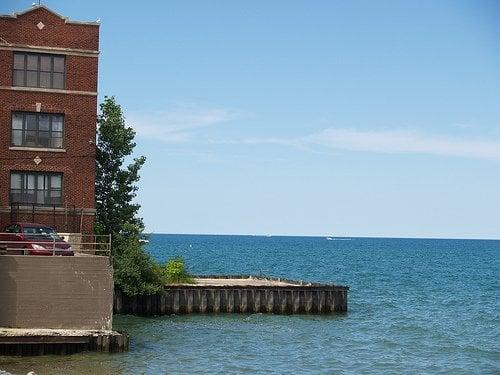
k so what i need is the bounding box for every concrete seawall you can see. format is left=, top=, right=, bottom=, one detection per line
left=114, top=275, right=348, bottom=315
left=0, top=256, right=127, bottom=356
left=0, top=256, right=114, bottom=330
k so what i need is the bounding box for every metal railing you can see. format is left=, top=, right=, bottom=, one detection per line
left=0, top=233, right=111, bottom=257
left=9, top=203, right=82, bottom=233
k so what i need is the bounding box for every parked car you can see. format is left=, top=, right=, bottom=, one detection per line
left=0, top=223, right=74, bottom=256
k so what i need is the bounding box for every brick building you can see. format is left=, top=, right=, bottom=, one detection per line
left=0, top=5, right=99, bottom=234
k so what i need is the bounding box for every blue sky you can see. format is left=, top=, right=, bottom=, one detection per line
left=3, top=1, right=500, bottom=238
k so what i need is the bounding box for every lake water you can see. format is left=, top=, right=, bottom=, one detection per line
left=1, top=235, right=499, bottom=374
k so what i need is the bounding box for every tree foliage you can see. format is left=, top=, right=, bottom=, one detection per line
left=95, top=96, right=161, bottom=296
left=95, top=96, right=145, bottom=240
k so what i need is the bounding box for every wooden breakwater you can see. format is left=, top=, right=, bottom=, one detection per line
left=0, top=330, right=129, bottom=356
left=114, top=275, right=348, bottom=315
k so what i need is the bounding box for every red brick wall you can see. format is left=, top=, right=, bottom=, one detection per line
left=0, top=6, right=99, bottom=234
left=66, top=55, right=99, bottom=92
left=0, top=7, right=99, bottom=51
left=0, top=90, right=97, bottom=206
left=0, top=51, right=12, bottom=87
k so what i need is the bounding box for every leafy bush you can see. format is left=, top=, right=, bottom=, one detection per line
left=161, top=257, right=195, bottom=284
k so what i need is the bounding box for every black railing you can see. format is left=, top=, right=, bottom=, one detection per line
left=9, top=203, right=82, bottom=233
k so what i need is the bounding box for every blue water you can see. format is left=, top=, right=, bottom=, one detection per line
left=1, top=235, right=499, bottom=374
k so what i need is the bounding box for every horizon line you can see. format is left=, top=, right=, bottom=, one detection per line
left=142, top=232, right=500, bottom=241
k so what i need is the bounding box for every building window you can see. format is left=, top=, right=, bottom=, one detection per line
left=10, top=172, right=63, bottom=205
left=11, top=112, right=64, bottom=149
left=13, top=52, right=65, bottom=89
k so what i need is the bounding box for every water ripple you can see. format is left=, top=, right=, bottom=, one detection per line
left=1, top=236, right=499, bottom=374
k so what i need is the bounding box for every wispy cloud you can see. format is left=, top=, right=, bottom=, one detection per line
left=225, top=128, right=500, bottom=161
left=128, top=103, right=500, bottom=161
left=307, top=128, right=500, bottom=160
left=128, top=104, right=237, bottom=143
left=451, top=123, right=474, bottom=129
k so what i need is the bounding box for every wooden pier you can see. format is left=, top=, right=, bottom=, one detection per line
left=114, top=275, right=348, bottom=315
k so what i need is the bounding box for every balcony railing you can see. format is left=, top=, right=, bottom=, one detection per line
left=9, top=203, right=82, bottom=233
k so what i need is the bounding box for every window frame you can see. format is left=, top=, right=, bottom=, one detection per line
left=11, top=112, right=65, bottom=149
left=9, top=171, right=64, bottom=206
left=13, top=52, right=66, bottom=89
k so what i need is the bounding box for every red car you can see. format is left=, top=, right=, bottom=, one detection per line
left=0, top=223, right=74, bottom=256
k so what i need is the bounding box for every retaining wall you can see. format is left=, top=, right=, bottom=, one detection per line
left=0, top=255, right=113, bottom=330
left=114, top=276, right=348, bottom=315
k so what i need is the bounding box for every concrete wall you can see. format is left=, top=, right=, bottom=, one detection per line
left=0, top=256, right=113, bottom=330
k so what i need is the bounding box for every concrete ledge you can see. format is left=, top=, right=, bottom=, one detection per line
left=0, top=86, right=98, bottom=96
left=174, top=275, right=350, bottom=289
left=0, top=43, right=99, bottom=56
left=9, top=146, right=66, bottom=153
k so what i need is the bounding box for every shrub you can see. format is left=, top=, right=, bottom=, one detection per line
left=162, top=257, right=195, bottom=284
left=112, top=232, right=163, bottom=296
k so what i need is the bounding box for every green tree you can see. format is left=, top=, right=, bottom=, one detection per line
left=95, top=96, right=145, bottom=240
left=95, top=96, right=161, bottom=295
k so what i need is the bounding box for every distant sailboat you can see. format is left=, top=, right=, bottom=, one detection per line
left=326, top=237, right=333, bottom=240
left=139, top=233, right=151, bottom=244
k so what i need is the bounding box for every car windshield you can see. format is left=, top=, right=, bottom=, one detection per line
left=23, top=227, right=61, bottom=240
